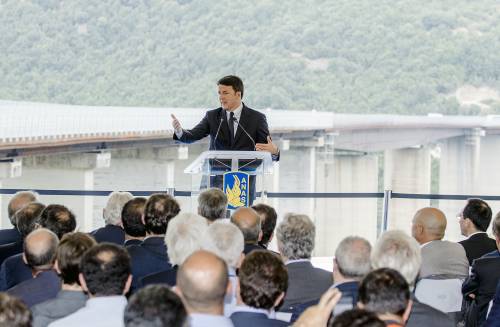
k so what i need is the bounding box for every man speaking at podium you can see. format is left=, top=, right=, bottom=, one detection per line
left=171, top=75, right=279, bottom=204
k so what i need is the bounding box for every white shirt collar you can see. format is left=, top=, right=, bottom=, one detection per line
left=231, top=305, right=272, bottom=317
left=226, top=102, right=243, bottom=121
left=285, top=258, right=310, bottom=265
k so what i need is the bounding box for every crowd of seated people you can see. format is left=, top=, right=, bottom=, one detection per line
left=0, top=189, right=500, bottom=326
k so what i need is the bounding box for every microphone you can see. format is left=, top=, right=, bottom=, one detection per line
left=213, top=116, right=224, bottom=151
left=231, top=116, right=256, bottom=150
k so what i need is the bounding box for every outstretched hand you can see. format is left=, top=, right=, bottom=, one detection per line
left=171, top=114, right=182, bottom=132
left=293, top=288, right=342, bottom=327
left=256, top=136, right=279, bottom=155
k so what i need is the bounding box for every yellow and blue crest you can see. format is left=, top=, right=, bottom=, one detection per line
left=223, top=171, right=250, bottom=209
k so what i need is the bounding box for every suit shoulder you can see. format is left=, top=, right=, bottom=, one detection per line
left=244, top=106, right=266, bottom=118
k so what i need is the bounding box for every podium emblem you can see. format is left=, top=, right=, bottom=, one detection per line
left=223, top=172, right=249, bottom=209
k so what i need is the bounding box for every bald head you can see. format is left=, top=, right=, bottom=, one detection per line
left=412, top=207, right=447, bottom=243
left=24, top=228, right=59, bottom=271
left=176, top=250, right=228, bottom=313
left=230, top=207, right=261, bottom=244
left=8, top=191, right=38, bottom=226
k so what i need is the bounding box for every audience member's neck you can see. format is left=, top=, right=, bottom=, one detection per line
left=333, top=272, right=357, bottom=285
left=378, top=313, right=404, bottom=325
left=145, top=232, right=164, bottom=238
left=125, top=234, right=144, bottom=241
left=62, top=283, right=83, bottom=292
left=187, top=303, right=224, bottom=316
left=32, top=266, right=53, bottom=277
left=418, top=235, right=441, bottom=245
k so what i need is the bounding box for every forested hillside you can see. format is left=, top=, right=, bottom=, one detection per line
left=1, top=0, right=500, bottom=114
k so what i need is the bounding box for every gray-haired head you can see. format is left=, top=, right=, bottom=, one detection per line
left=230, top=207, right=261, bottom=244
left=24, top=228, right=59, bottom=272
left=8, top=191, right=39, bottom=226
left=371, top=230, right=422, bottom=286
left=103, top=191, right=134, bottom=225
left=165, top=213, right=208, bottom=266
left=201, top=220, right=244, bottom=269
left=197, top=188, right=228, bottom=222
left=335, top=236, right=372, bottom=280
left=277, top=214, right=315, bottom=260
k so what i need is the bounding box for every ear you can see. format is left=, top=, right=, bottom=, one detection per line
left=273, top=292, right=285, bottom=309
left=357, top=302, right=365, bottom=309
left=173, top=285, right=182, bottom=298
left=79, top=273, right=89, bottom=293
left=54, top=259, right=61, bottom=274
left=403, top=300, right=413, bottom=322
left=141, top=214, right=146, bottom=225
left=22, top=253, right=28, bottom=265
left=123, top=274, right=132, bottom=295
left=258, top=230, right=263, bottom=242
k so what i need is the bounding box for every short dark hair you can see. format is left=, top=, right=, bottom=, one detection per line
left=239, top=250, right=288, bottom=310
left=143, top=194, right=180, bottom=235
left=56, top=232, right=96, bottom=285
left=252, top=203, right=277, bottom=247
left=218, top=75, right=244, bottom=98
left=38, top=204, right=77, bottom=239
left=121, top=198, right=147, bottom=237
left=198, top=188, right=227, bottom=222
left=15, top=202, right=45, bottom=238
left=124, top=285, right=187, bottom=327
left=463, top=198, right=492, bottom=232
left=329, top=309, right=385, bottom=327
left=358, top=268, right=410, bottom=317
left=0, top=293, right=32, bottom=327
left=80, top=243, right=131, bottom=296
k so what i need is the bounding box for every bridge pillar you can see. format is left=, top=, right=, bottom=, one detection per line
left=0, top=153, right=110, bottom=232
left=314, top=151, right=379, bottom=256
left=384, top=147, right=431, bottom=233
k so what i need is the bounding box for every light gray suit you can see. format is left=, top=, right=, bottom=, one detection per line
left=420, top=240, right=469, bottom=278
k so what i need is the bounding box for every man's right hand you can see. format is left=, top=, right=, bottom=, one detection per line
left=171, top=114, right=182, bottom=133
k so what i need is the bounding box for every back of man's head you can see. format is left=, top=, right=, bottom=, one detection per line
left=15, top=202, right=45, bottom=239
left=121, top=197, right=147, bottom=238
left=371, top=230, right=421, bottom=287
left=358, top=268, right=411, bottom=321
left=80, top=243, right=131, bottom=297
left=176, top=250, right=228, bottom=313
left=0, top=293, right=32, bottom=327
left=198, top=188, right=227, bottom=222
left=412, top=207, right=447, bottom=243
left=165, top=213, right=208, bottom=266
left=38, top=204, right=76, bottom=239
left=335, top=236, right=372, bottom=280
left=230, top=207, right=261, bottom=244
left=124, top=285, right=187, bottom=327
left=56, top=232, right=96, bottom=285
left=463, top=198, right=492, bottom=232
left=330, top=308, right=385, bottom=327
left=103, top=191, right=133, bottom=226
left=239, top=250, right=288, bottom=310
left=252, top=203, right=278, bottom=248
left=276, top=213, right=315, bottom=260
left=201, top=221, right=244, bottom=269
left=7, top=191, right=39, bottom=226
left=143, top=193, right=180, bottom=235
left=24, top=228, right=59, bottom=272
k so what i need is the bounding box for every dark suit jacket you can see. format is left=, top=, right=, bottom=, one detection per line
left=7, top=270, right=61, bottom=308
left=174, top=105, right=272, bottom=153
left=31, top=290, right=87, bottom=327
left=459, top=233, right=497, bottom=265
left=0, top=227, right=21, bottom=245
left=140, top=266, right=178, bottom=288
left=127, top=236, right=171, bottom=290
left=243, top=243, right=264, bottom=255
left=89, top=225, right=125, bottom=245
left=0, top=240, right=23, bottom=265
left=0, top=253, right=32, bottom=291
left=484, top=280, right=500, bottom=326
left=124, top=239, right=142, bottom=246
left=230, top=311, right=288, bottom=327
left=462, top=257, right=500, bottom=325
left=279, top=261, right=332, bottom=312
left=406, top=297, right=454, bottom=327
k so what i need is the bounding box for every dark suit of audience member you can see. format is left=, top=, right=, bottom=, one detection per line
left=484, top=280, right=500, bottom=326
left=460, top=232, right=497, bottom=265
left=0, top=253, right=32, bottom=291
left=89, top=224, right=125, bottom=245
left=140, top=265, right=178, bottom=288
left=243, top=243, right=263, bottom=255
left=0, top=228, right=20, bottom=246
left=124, top=239, right=142, bottom=246
left=0, top=239, right=23, bottom=265
left=406, top=297, right=455, bottom=327
left=231, top=311, right=288, bottom=327
left=8, top=269, right=60, bottom=308
left=462, top=256, right=500, bottom=325
left=127, top=193, right=180, bottom=290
